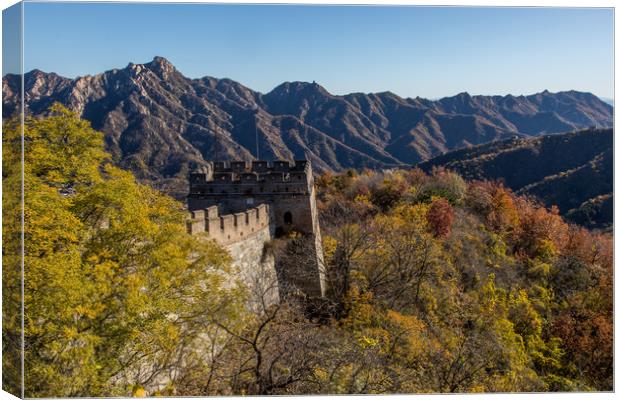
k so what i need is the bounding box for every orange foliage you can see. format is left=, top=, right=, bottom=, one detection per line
left=512, top=198, right=567, bottom=259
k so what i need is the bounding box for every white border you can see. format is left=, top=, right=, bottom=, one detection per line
left=0, top=1, right=616, bottom=399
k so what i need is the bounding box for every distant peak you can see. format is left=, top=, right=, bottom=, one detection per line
left=142, top=56, right=178, bottom=79
left=23, top=69, right=65, bottom=81
left=291, top=81, right=322, bottom=89
left=437, top=92, right=473, bottom=103
left=25, top=68, right=56, bottom=77
left=284, top=81, right=325, bottom=90
left=377, top=90, right=398, bottom=97
left=270, top=80, right=330, bottom=96
left=150, top=56, right=173, bottom=67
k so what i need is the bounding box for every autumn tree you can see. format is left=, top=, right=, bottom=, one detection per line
left=426, top=196, right=454, bottom=238
left=3, top=105, right=246, bottom=397
left=2, top=116, right=23, bottom=396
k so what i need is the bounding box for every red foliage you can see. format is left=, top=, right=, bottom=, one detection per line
left=426, top=197, right=454, bottom=238
left=552, top=307, right=613, bottom=389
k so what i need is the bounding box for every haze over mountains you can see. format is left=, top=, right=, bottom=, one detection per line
left=2, top=56, right=613, bottom=197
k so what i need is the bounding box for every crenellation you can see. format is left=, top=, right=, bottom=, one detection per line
left=191, top=209, right=205, bottom=220
left=272, top=160, right=291, bottom=171
left=188, top=203, right=273, bottom=246
left=186, top=212, right=205, bottom=235
left=220, top=214, right=235, bottom=235
left=207, top=216, right=220, bottom=235
left=231, top=161, right=249, bottom=172
left=234, top=212, right=244, bottom=227
left=205, top=205, right=219, bottom=219
left=189, top=160, right=315, bottom=191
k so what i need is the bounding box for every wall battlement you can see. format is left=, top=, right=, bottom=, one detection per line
left=212, top=160, right=309, bottom=173
left=189, top=160, right=312, bottom=188
left=187, top=204, right=271, bottom=247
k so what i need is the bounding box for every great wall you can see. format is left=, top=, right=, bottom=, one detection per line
left=186, top=160, right=326, bottom=307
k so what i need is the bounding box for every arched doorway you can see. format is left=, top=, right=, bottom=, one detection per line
left=284, top=211, right=293, bottom=225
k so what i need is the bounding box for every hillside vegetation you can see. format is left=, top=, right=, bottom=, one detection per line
left=418, top=129, right=613, bottom=230
left=310, top=168, right=612, bottom=393
left=2, top=109, right=612, bottom=396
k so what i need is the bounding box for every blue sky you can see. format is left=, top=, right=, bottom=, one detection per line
left=5, top=3, right=615, bottom=99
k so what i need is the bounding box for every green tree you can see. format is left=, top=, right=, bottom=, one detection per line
left=2, top=116, right=24, bottom=396
left=4, top=105, right=246, bottom=397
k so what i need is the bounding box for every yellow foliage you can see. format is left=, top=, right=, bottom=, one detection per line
left=3, top=105, right=246, bottom=397
left=322, top=235, right=338, bottom=261
left=358, top=335, right=380, bottom=349
left=132, top=386, right=147, bottom=397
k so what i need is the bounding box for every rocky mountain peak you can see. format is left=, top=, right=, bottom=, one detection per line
left=148, top=56, right=174, bottom=69
left=143, top=56, right=178, bottom=80
left=269, top=81, right=330, bottom=98
left=455, top=91, right=472, bottom=99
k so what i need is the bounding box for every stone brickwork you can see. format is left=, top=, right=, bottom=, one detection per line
left=226, top=227, right=279, bottom=310
left=187, top=160, right=325, bottom=299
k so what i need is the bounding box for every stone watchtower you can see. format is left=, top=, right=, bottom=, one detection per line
left=187, top=160, right=325, bottom=299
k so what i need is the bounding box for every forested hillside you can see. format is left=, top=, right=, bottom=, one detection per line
left=3, top=108, right=612, bottom=396
left=311, top=168, right=612, bottom=393
left=418, top=129, right=613, bottom=230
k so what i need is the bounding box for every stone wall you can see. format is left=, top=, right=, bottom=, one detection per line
left=226, top=225, right=279, bottom=311
left=187, top=204, right=279, bottom=308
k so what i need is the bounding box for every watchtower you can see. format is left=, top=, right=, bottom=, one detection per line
left=187, top=160, right=325, bottom=298
left=189, top=160, right=320, bottom=237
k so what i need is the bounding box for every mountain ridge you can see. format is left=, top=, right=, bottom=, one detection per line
left=3, top=56, right=613, bottom=197
left=7, top=63, right=609, bottom=105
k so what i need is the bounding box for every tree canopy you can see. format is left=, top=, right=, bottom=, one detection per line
left=3, top=105, right=247, bottom=397
left=2, top=108, right=613, bottom=395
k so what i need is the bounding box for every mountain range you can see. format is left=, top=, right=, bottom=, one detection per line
left=418, top=128, right=613, bottom=231
left=2, top=56, right=613, bottom=197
